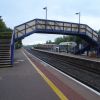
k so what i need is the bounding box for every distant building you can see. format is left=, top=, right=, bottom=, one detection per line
left=34, top=44, right=57, bottom=51
left=59, top=42, right=77, bottom=53
left=34, top=42, right=77, bottom=53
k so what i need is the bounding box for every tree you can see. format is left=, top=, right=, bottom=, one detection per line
left=15, top=40, right=22, bottom=49
left=0, top=17, right=22, bottom=49
left=0, top=18, right=6, bottom=32
left=65, top=36, right=75, bottom=42
left=54, top=37, right=64, bottom=44
left=54, top=35, right=76, bottom=44
left=0, top=18, right=12, bottom=35
left=46, top=40, right=53, bottom=44
left=97, top=30, right=100, bottom=34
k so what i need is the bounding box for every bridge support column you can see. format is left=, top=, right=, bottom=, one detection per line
left=96, top=46, right=100, bottom=57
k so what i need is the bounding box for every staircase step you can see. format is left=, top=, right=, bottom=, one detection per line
left=0, top=55, right=10, bottom=56
left=0, top=55, right=10, bottom=57
left=0, top=48, right=10, bottom=52
left=0, top=58, right=10, bottom=60
left=0, top=51, right=10, bottom=53
left=0, top=40, right=10, bottom=44
left=0, top=45, right=10, bottom=47
left=0, top=65, right=12, bottom=68
left=0, top=36, right=12, bottom=67
left=0, top=53, right=10, bottom=57
left=0, top=60, right=11, bottom=63
left=0, top=33, right=12, bottom=36
left=0, top=44, right=10, bottom=46
left=0, top=53, right=10, bottom=55
left=0, top=41, right=10, bottom=43
left=0, top=46, right=10, bottom=47
left=0, top=34, right=11, bottom=36
left=0, top=38, right=11, bottom=40
left=0, top=36, right=11, bottom=39
left=0, top=50, right=10, bottom=52
left=0, top=48, right=10, bottom=50
left=0, top=44, right=10, bottom=48
left=0, top=62, right=11, bottom=65
left=0, top=47, right=10, bottom=49
left=0, top=44, right=10, bottom=47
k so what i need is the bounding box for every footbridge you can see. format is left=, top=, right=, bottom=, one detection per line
left=14, top=19, right=98, bottom=44
left=9, top=19, right=100, bottom=65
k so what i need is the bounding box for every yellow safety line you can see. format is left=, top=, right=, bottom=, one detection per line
left=23, top=51, right=69, bottom=100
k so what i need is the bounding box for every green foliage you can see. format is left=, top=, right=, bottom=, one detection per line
left=54, top=37, right=64, bottom=44
left=97, top=30, right=100, bottom=34
left=46, top=40, right=53, bottom=44
left=75, top=36, right=83, bottom=44
left=54, top=35, right=76, bottom=44
left=0, top=17, right=22, bottom=49
left=64, top=36, right=74, bottom=42
left=15, top=40, right=22, bottom=49
left=46, top=35, right=84, bottom=45
left=0, top=19, right=6, bottom=32
left=0, top=18, right=12, bottom=36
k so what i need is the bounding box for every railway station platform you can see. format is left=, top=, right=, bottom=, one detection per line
left=59, top=52, right=100, bottom=62
left=34, top=49, right=100, bottom=62
left=0, top=48, right=100, bottom=100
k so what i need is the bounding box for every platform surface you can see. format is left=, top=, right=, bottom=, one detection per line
left=0, top=48, right=100, bottom=100
left=0, top=49, right=59, bottom=100
left=35, top=49, right=100, bottom=62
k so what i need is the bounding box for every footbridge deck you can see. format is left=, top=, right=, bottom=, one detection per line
left=14, top=19, right=98, bottom=45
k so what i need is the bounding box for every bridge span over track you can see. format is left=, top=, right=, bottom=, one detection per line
left=3, top=18, right=100, bottom=65
left=14, top=19, right=98, bottom=45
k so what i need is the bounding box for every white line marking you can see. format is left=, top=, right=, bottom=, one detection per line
left=14, top=61, right=19, bottom=64
left=17, top=60, right=24, bottom=62
left=24, top=48, right=100, bottom=96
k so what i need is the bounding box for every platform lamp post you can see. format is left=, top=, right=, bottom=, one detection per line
left=43, top=7, right=47, bottom=20
left=75, top=12, right=81, bottom=54
left=43, top=7, right=47, bottom=29
left=75, top=12, right=80, bottom=25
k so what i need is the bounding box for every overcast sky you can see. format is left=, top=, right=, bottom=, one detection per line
left=1, top=0, right=100, bottom=45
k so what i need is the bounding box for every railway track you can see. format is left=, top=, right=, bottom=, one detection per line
left=26, top=48, right=100, bottom=92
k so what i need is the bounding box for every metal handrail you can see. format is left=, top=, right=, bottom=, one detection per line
left=10, top=30, right=15, bottom=65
